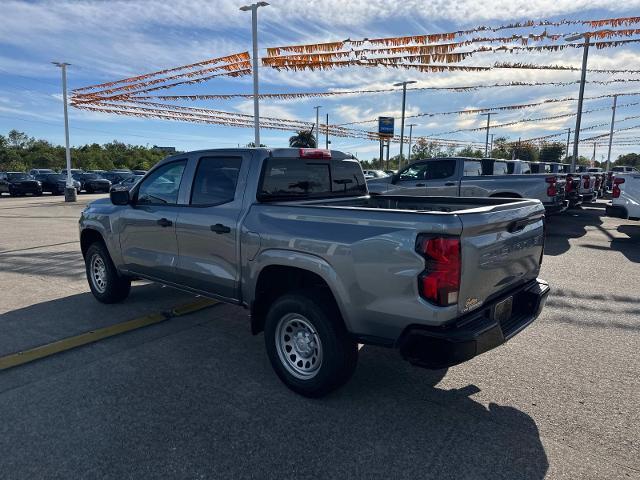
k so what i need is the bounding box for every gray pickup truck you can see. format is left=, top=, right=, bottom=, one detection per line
left=79, top=148, right=550, bottom=397
left=367, top=157, right=567, bottom=214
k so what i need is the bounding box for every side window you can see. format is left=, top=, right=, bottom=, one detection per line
left=522, top=163, right=532, bottom=174
left=137, top=160, right=186, bottom=205
left=463, top=160, right=482, bottom=177
left=191, top=156, right=242, bottom=206
left=425, top=160, right=457, bottom=179
left=399, top=162, right=428, bottom=181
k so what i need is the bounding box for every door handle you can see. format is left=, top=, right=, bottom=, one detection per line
left=156, top=218, right=173, bottom=227
left=444, top=182, right=456, bottom=186
left=415, top=183, right=426, bottom=187
left=210, top=223, right=231, bottom=234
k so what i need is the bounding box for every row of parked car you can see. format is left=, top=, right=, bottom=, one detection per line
left=365, top=157, right=639, bottom=216
left=0, top=168, right=146, bottom=196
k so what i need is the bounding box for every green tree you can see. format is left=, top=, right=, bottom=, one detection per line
left=539, top=142, right=565, bottom=163
left=457, top=146, right=484, bottom=158
left=615, top=152, right=640, bottom=167
left=411, top=138, right=446, bottom=160
left=289, top=130, right=316, bottom=148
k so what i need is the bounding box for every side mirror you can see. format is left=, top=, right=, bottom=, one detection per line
left=110, top=189, right=130, bottom=206
left=391, top=173, right=400, bottom=184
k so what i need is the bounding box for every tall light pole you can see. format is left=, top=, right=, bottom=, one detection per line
left=52, top=61, right=76, bottom=202
left=481, top=113, right=496, bottom=157
left=240, top=2, right=269, bottom=147
left=407, top=123, right=417, bottom=163
left=313, top=105, right=322, bottom=148
left=565, top=32, right=590, bottom=172
left=325, top=113, right=329, bottom=149
left=393, top=80, right=416, bottom=169
left=490, top=133, right=494, bottom=156
left=605, top=95, right=618, bottom=172
left=565, top=128, right=571, bottom=161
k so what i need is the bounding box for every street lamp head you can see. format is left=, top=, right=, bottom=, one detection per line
left=240, top=1, right=269, bottom=10
left=393, top=80, right=417, bottom=87
left=564, top=32, right=587, bottom=42
left=52, top=62, right=71, bottom=67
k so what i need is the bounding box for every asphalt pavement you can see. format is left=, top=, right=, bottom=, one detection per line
left=0, top=193, right=638, bottom=479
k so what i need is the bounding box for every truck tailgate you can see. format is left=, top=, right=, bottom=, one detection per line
left=456, top=200, right=545, bottom=314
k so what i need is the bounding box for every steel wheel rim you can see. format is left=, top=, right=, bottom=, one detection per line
left=275, top=313, right=323, bottom=380
left=90, top=254, right=107, bottom=293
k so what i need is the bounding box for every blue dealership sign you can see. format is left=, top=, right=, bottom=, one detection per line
left=378, top=117, right=394, bottom=137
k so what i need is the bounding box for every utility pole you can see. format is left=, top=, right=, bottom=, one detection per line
left=407, top=123, right=417, bottom=164
left=379, top=138, right=384, bottom=170
left=605, top=95, right=618, bottom=172
left=240, top=2, right=269, bottom=147
left=481, top=113, right=495, bottom=158
left=393, top=80, right=417, bottom=170
left=325, top=113, right=329, bottom=149
left=592, top=142, right=597, bottom=167
left=52, top=61, right=76, bottom=202
left=490, top=133, right=494, bottom=156
left=313, top=105, right=322, bottom=148
left=565, top=128, right=571, bottom=161
left=565, top=32, right=590, bottom=172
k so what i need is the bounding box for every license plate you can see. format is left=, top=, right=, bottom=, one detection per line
left=493, top=296, right=513, bottom=323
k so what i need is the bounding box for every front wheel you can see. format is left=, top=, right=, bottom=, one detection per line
left=85, top=242, right=131, bottom=303
left=264, top=290, right=358, bottom=397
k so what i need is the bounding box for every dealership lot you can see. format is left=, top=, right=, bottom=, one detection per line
left=0, top=195, right=638, bottom=479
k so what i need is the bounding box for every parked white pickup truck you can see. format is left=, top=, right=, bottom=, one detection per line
left=606, top=173, right=640, bottom=220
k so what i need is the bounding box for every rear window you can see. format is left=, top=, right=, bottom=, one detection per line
left=492, top=161, right=508, bottom=175
left=258, top=158, right=366, bottom=201
left=463, top=160, right=483, bottom=177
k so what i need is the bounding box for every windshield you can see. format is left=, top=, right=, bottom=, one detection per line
left=7, top=173, right=33, bottom=181
left=258, top=158, right=366, bottom=201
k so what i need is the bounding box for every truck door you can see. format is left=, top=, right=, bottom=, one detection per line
left=392, top=159, right=458, bottom=196
left=174, top=153, right=248, bottom=300
left=421, top=159, right=459, bottom=195
left=118, top=159, right=187, bottom=280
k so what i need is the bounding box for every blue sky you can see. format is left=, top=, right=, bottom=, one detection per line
left=1, top=0, right=640, bottom=160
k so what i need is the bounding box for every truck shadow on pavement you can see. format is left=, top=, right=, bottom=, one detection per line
left=0, top=249, right=85, bottom=279
left=579, top=223, right=640, bottom=263
left=544, top=207, right=604, bottom=256
left=0, top=302, right=549, bottom=479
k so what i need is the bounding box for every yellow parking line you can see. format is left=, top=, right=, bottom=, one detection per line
left=0, top=297, right=218, bottom=371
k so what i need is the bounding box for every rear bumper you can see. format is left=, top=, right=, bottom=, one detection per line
left=397, top=279, right=550, bottom=369
left=606, top=204, right=628, bottom=219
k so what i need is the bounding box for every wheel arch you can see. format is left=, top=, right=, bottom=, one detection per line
left=249, top=262, right=347, bottom=336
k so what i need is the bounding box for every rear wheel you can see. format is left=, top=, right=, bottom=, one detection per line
left=85, top=242, right=131, bottom=303
left=264, top=290, right=358, bottom=397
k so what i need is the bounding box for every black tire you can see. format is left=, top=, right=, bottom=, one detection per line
left=85, top=242, right=131, bottom=303
left=264, top=289, right=358, bottom=398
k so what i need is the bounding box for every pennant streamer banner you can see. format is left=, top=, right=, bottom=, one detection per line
left=125, top=78, right=640, bottom=103
left=338, top=93, right=640, bottom=126
left=266, top=17, right=640, bottom=55
left=493, top=62, right=640, bottom=73
left=428, top=107, right=640, bottom=136
left=72, top=52, right=250, bottom=93
left=70, top=14, right=640, bottom=145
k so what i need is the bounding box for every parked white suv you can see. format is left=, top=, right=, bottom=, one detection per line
left=606, top=173, right=640, bottom=220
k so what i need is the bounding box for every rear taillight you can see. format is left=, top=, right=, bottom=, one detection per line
left=299, top=148, right=331, bottom=159
left=613, top=177, right=625, bottom=198
left=546, top=176, right=557, bottom=197
left=416, top=235, right=461, bottom=307
left=566, top=175, right=573, bottom=192
left=582, top=175, right=590, bottom=189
